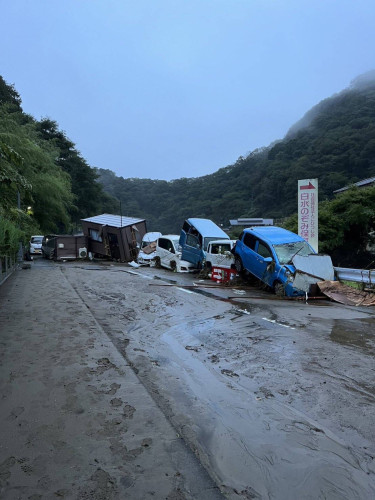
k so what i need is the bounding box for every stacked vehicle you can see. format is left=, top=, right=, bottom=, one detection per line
left=233, top=226, right=334, bottom=296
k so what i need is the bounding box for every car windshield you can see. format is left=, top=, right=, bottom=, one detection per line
left=273, top=241, right=314, bottom=265
left=203, top=236, right=228, bottom=251
left=210, top=243, right=232, bottom=254
left=31, top=236, right=43, bottom=243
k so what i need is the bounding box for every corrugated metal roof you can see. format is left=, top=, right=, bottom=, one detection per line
left=333, top=176, right=375, bottom=193
left=81, top=213, right=145, bottom=228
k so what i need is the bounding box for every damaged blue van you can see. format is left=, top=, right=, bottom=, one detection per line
left=179, top=218, right=229, bottom=269
left=233, top=226, right=319, bottom=296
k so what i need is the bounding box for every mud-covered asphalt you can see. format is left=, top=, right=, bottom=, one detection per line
left=1, top=258, right=375, bottom=499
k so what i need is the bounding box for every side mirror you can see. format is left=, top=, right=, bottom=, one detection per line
left=264, top=257, right=273, bottom=263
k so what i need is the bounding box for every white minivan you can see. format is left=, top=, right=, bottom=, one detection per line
left=204, top=239, right=236, bottom=270
left=29, top=235, right=44, bottom=255
left=155, top=235, right=194, bottom=272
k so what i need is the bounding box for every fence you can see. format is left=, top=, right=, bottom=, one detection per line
left=0, top=254, right=18, bottom=286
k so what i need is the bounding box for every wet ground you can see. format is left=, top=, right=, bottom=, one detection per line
left=1, top=258, right=375, bottom=499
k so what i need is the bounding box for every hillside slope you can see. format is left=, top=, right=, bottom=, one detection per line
left=97, top=73, right=375, bottom=234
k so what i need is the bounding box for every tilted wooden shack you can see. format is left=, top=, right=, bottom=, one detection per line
left=81, top=214, right=147, bottom=262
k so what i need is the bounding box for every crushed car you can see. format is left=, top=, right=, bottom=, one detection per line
left=137, top=232, right=162, bottom=265
left=233, top=226, right=334, bottom=297
left=155, top=235, right=194, bottom=272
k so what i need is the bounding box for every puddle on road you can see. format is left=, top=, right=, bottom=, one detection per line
left=330, top=319, right=375, bottom=353
left=158, top=321, right=375, bottom=499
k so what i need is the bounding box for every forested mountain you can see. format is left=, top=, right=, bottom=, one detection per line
left=97, top=72, right=375, bottom=235
left=1, top=72, right=375, bottom=265
left=0, top=76, right=118, bottom=256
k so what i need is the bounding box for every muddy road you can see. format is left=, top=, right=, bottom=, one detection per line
left=1, top=258, right=375, bottom=499
left=63, top=261, right=375, bottom=499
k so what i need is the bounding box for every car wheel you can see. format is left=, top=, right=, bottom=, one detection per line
left=274, top=281, right=285, bottom=297
left=170, top=260, right=177, bottom=272
left=154, top=256, right=161, bottom=268
left=234, top=256, right=244, bottom=274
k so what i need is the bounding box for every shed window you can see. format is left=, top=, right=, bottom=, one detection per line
left=89, top=229, right=102, bottom=242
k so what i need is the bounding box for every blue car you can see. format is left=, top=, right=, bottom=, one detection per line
left=233, top=226, right=316, bottom=296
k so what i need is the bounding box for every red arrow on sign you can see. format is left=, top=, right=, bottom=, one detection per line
left=300, top=182, right=316, bottom=190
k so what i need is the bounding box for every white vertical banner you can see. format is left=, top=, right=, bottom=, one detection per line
left=298, top=178, right=318, bottom=252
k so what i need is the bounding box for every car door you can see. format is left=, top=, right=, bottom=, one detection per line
left=252, top=240, right=274, bottom=285
left=240, top=232, right=259, bottom=276
left=181, top=233, right=201, bottom=266
left=157, top=238, right=172, bottom=268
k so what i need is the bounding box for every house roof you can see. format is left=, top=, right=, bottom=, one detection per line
left=333, top=176, right=375, bottom=193
left=81, top=213, right=145, bottom=228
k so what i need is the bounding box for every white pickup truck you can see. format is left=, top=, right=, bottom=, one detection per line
left=204, top=239, right=236, bottom=270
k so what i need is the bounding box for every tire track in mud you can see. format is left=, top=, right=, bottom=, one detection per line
left=62, top=267, right=225, bottom=500
left=65, top=266, right=375, bottom=500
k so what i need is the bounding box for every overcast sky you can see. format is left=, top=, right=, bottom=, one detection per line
left=1, top=1, right=374, bottom=181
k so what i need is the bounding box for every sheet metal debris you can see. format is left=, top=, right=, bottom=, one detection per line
left=292, top=254, right=334, bottom=293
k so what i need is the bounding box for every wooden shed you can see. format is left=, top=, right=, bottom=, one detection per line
left=42, top=234, right=89, bottom=260
left=81, top=214, right=147, bottom=262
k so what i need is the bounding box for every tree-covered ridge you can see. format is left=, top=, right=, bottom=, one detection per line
left=96, top=73, right=375, bottom=235
left=2, top=72, right=375, bottom=265
left=0, top=76, right=118, bottom=256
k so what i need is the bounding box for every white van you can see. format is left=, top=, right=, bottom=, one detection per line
left=155, top=235, right=194, bottom=272
left=29, top=235, right=44, bottom=255
left=204, top=239, right=236, bottom=270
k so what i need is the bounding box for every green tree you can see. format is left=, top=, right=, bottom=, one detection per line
left=283, top=186, right=375, bottom=267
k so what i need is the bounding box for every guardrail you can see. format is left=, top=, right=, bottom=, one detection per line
left=334, top=267, right=375, bottom=285
left=0, top=254, right=18, bottom=286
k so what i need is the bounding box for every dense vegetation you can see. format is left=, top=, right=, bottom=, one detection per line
left=0, top=76, right=118, bottom=257
left=283, top=186, right=375, bottom=267
left=97, top=72, right=375, bottom=237
left=96, top=72, right=375, bottom=265
left=1, top=71, right=375, bottom=266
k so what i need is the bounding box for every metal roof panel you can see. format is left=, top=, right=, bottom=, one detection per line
left=81, top=213, right=145, bottom=228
